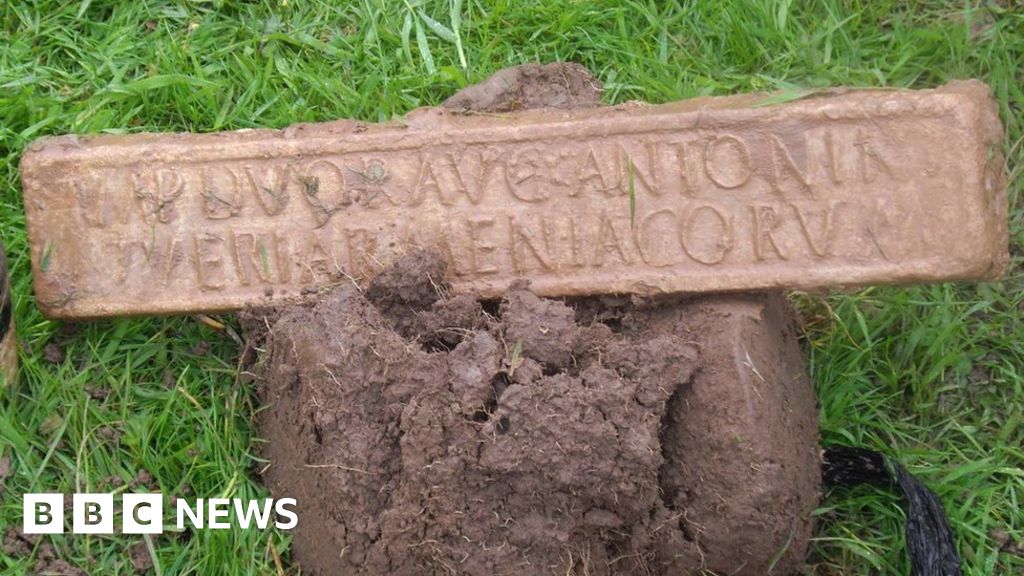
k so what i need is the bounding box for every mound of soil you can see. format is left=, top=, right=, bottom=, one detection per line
left=243, top=63, right=818, bottom=575
left=442, top=62, right=602, bottom=112
left=243, top=251, right=820, bottom=575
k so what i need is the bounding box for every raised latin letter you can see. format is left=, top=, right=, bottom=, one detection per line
left=346, top=228, right=378, bottom=278
left=751, top=205, right=788, bottom=261
left=448, top=148, right=490, bottom=205
left=245, top=163, right=291, bottom=216
left=822, top=130, right=843, bottom=184
left=769, top=134, right=811, bottom=196
left=618, top=141, right=661, bottom=197
left=505, top=147, right=550, bottom=202
left=301, top=159, right=349, bottom=228
left=413, top=156, right=449, bottom=206
left=232, top=233, right=288, bottom=285
left=576, top=145, right=615, bottom=197
left=670, top=141, right=697, bottom=197
left=295, top=233, right=336, bottom=284
left=509, top=215, right=556, bottom=273
left=704, top=135, right=752, bottom=189
left=73, top=173, right=113, bottom=228
left=854, top=131, right=894, bottom=183
left=464, top=216, right=498, bottom=275
left=791, top=202, right=839, bottom=257
left=131, top=168, right=185, bottom=224
left=193, top=233, right=228, bottom=290
left=680, top=205, right=733, bottom=265
left=593, top=211, right=631, bottom=266
left=202, top=165, right=243, bottom=220
left=635, top=209, right=680, bottom=267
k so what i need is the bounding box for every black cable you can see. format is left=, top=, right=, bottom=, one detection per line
left=822, top=446, right=963, bottom=576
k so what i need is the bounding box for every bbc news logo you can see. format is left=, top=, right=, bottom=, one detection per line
left=23, top=493, right=297, bottom=534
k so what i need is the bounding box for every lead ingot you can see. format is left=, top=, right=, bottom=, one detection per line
left=19, top=80, right=1007, bottom=319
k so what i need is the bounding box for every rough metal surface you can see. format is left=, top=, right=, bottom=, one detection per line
left=20, top=80, right=1007, bottom=319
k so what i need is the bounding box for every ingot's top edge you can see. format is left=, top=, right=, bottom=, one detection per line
left=20, top=80, right=996, bottom=171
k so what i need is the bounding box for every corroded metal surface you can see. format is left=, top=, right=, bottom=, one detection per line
left=20, top=80, right=1007, bottom=319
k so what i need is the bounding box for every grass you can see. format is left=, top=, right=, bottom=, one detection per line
left=0, top=0, right=1022, bottom=574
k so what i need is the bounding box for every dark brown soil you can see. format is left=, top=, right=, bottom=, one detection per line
left=245, top=63, right=819, bottom=576
left=43, top=341, right=65, bottom=364
left=243, top=251, right=820, bottom=575
left=3, top=526, right=87, bottom=575
left=2, top=526, right=35, bottom=557
left=0, top=454, right=10, bottom=498
left=443, top=62, right=603, bottom=112
left=129, top=541, right=153, bottom=573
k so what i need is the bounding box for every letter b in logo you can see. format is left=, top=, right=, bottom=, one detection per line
left=23, top=494, right=64, bottom=534
left=73, top=494, right=114, bottom=534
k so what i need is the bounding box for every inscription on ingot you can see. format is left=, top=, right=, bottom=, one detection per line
left=20, top=80, right=1007, bottom=318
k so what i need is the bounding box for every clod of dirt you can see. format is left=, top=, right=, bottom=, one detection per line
left=129, top=469, right=156, bottom=491
left=43, top=342, right=65, bottom=364
left=443, top=62, right=602, bottom=112
left=992, top=528, right=1024, bottom=557
left=243, top=251, right=820, bottom=576
left=500, top=281, right=579, bottom=369
left=0, top=455, right=8, bottom=498
left=7, top=529, right=89, bottom=576
left=129, top=541, right=153, bottom=573
left=96, top=425, right=121, bottom=444
left=365, top=250, right=448, bottom=311
left=410, top=294, right=490, bottom=351
left=84, top=385, right=108, bottom=400
left=3, top=526, right=36, bottom=557
left=190, top=340, right=210, bottom=356
left=36, top=556, right=87, bottom=576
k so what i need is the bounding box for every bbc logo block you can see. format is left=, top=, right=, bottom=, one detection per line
left=24, top=493, right=156, bottom=535
left=23, top=493, right=297, bottom=534
left=23, top=494, right=64, bottom=534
